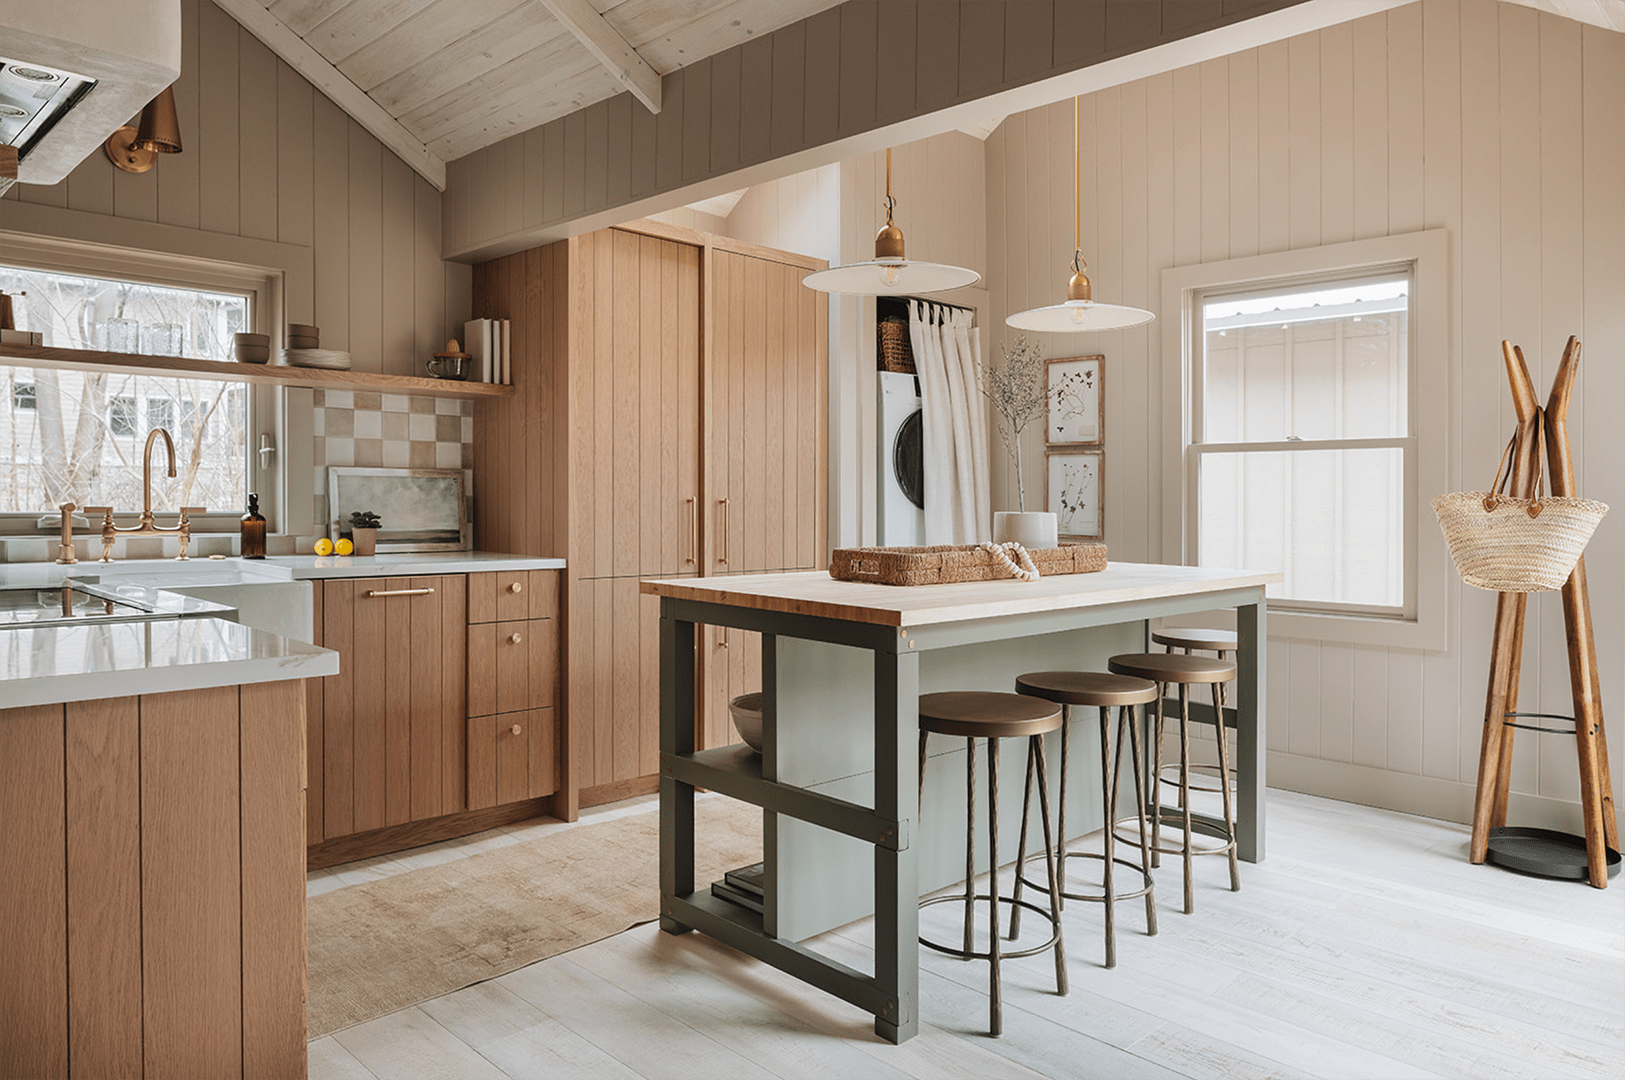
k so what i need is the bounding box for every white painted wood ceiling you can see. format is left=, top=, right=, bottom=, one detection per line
left=250, top=0, right=841, bottom=162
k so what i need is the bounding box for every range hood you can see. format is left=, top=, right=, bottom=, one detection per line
left=0, top=0, right=179, bottom=190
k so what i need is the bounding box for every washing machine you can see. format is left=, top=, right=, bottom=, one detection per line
left=878, top=370, right=925, bottom=545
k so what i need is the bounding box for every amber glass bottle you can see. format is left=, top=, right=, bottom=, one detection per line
left=241, top=492, right=266, bottom=559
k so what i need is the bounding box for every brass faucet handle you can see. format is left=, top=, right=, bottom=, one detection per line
left=175, top=507, right=206, bottom=561
left=82, top=506, right=115, bottom=526
left=56, top=502, right=78, bottom=564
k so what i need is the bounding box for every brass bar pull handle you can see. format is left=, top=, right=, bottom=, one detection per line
left=718, top=498, right=730, bottom=565
left=683, top=497, right=697, bottom=564
left=364, top=588, right=435, bottom=598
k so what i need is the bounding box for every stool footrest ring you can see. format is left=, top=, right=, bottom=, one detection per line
left=1113, top=812, right=1237, bottom=857
left=919, top=892, right=1061, bottom=960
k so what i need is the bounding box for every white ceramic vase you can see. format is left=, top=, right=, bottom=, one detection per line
left=992, top=511, right=1059, bottom=550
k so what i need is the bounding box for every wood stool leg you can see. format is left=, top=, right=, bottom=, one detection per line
left=1125, top=703, right=1157, bottom=936
left=987, top=736, right=1002, bottom=1038
left=1008, top=737, right=1038, bottom=938
left=1179, top=682, right=1195, bottom=914
left=1151, top=683, right=1166, bottom=868
left=1057, top=707, right=1070, bottom=909
left=1100, top=704, right=1117, bottom=968
left=962, top=737, right=976, bottom=960
left=918, top=730, right=929, bottom=813
left=1212, top=679, right=1241, bottom=892
left=1031, top=733, right=1067, bottom=995
left=1472, top=591, right=1527, bottom=861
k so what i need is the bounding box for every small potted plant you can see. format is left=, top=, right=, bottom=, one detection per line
left=977, top=333, right=1059, bottom=549
left=348, top=510, right=381, bottom=556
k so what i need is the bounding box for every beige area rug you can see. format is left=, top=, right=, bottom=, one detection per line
left=306, top=796, right=762, bottom=1039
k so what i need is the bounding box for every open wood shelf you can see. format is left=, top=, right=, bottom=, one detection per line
left=0, top=342, right=515, bottom=399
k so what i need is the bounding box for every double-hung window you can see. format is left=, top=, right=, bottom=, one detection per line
left=1162, top=231, right=1449, bottom=648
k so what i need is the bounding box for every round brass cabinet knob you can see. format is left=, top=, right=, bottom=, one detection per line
left=509, top=632, right=523, bottom=645
left=509, top=581, right=523, bottom=594
left=510, top=724, right=522, bottom=736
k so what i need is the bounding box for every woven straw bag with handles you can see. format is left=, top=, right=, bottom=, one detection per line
left=1432, top=416, right=1607, bottom=592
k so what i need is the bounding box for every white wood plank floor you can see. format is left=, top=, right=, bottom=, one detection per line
left=309, top=789, right=1625, bottom=1080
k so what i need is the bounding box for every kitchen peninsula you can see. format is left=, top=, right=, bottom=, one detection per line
left=647, top=561, right=1281, bottom=1044
left=0, top=581, right=336, bottom=1079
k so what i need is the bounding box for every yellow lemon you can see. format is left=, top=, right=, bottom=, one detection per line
left=313, top=537, right=334, bottom=556
left=335, top=538, right=355, bottom=556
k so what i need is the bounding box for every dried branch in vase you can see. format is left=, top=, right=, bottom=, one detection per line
left=977, top=333, right=1051, bottom=511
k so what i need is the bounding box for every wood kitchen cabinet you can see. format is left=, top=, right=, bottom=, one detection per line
left=466, top=570, right=560, bottom=809
left=471, top=220, right=827, bottom=816
left=311, top=575, right=467, bottom=841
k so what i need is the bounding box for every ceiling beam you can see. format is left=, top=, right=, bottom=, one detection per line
left=536, top=0, right=662, bottom=114
left=212, top=0, right=447, bottom=190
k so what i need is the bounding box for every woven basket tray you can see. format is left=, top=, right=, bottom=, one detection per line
left=829, top=543, right=1108, bottom=586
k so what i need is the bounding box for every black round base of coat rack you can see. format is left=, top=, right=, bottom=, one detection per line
left=1485, top=826, right=1621, bottom=881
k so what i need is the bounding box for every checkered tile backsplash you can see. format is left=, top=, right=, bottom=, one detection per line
left=311, top=389, right=474, bottom=538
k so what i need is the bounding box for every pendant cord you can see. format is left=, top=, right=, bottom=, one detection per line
left=1073, top=97, right=1081, bottom=259
left=885, top=147, right=895, bottom=225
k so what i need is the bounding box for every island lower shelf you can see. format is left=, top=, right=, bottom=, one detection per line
left=1, top=681, right=309, bottom=1080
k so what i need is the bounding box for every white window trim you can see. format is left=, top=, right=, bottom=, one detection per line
left=1160, top=229, right=1450, bottom=651
left=0, top=232, right=284, bottom=534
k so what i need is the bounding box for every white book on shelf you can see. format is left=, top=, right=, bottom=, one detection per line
left=463, top=318, right=491, bottom=383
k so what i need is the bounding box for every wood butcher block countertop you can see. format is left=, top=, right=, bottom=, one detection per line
left=641, top=562, right=1283, bottom=628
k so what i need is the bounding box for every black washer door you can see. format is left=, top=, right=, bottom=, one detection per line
left=894, top=408, right=924, bottom=510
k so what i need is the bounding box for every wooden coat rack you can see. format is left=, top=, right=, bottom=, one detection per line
left=1472, top=337, right=1617, bottom=887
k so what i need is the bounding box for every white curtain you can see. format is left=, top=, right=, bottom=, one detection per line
left=908, top=300, right=990, bottom=544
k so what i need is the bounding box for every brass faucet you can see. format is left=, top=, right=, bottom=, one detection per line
left=87, top=428, right=207, bottom=562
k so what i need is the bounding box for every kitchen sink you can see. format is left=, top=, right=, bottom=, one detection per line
left=0, top=583, right=176, bottom=628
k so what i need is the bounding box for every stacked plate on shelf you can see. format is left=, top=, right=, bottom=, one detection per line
left=278, top=323, right=351, bottom=369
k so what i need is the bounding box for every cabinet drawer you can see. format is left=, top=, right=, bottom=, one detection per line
left=467, top=618, right=557, bottom=717
left=466, top=708, right=556, bottom=809
left=468, top=570, right=561, bottom=624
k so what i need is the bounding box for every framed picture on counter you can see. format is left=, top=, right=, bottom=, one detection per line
left=1047, top=355, right=1103, bottom=446
left=328, top=467, right=470, bottom=552
left=1047, top=449, right=1103, bottom=541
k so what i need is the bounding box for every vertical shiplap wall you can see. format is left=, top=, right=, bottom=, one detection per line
left=984, top=0, right=1624, bottom=825
left=3, top=1, right=470, bottom=377
left=718, top=134, right=987, bottom=549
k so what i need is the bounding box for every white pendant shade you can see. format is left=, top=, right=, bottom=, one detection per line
left=801, top=148, right=980, bottom=297
left=1007, top=95, right=1156, bottom=333
left=1005, top=298, right=1155, bottom=332
left=802, top=259, right=981, bottom=296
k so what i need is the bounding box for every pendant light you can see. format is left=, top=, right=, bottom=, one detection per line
left=802, top=149, right=981, bottom=295
left=1006, top=97, right=1154, bottom=332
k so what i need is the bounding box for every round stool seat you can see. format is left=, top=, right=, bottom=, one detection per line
left=1109, top=652, right=1237, bottom=685
left=918, top=691, right=1061, bottom=739
left=1151, top=627, right=1238, bottom=652
left=1016, top=671, right=1157, bottom=708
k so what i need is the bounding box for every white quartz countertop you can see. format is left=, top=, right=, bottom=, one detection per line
left=0, top=616, right=337, bottom=709
left=0, top=552, right=564, bottom=589
left=641, top=562, right=1284, bottom=628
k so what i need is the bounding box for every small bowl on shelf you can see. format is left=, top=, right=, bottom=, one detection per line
left=728, top=692, right=764, bottom=754
left=234, top=332, right=270, bottom=364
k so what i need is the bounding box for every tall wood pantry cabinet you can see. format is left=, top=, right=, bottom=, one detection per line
left=471, top=219, right=829, bottom=818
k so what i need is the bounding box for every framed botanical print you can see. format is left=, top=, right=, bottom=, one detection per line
left=1047, top=355, right=1103, bottom=446
left=1047, top=449, right=1103, bottom=540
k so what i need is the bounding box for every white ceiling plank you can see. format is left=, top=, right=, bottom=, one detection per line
left=214, top=0, right=447, bottom=189
left=300, top=0, right=438, bottom=66
left=266, top=0, right=358, bottom=37
left=536, top=0, right=663, bottom=113
left=339, top=0, right=530, bottom=92
left=369, top=5, right=572, bottom=115
left=1503, top=0, right=1625, bottom=32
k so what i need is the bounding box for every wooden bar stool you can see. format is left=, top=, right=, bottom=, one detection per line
left=1008, top=672, right=1158, bottom=968
left=1108, top=653, right=1241, bottom=914
left=916, top=691, right=1068, bottom=1037
left=1151, top=628, right=1239, bottom=798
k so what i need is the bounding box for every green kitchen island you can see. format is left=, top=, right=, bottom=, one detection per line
left=645, top=561, right=1280, bottom=1044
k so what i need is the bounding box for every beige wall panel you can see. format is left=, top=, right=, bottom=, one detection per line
left=381, top=154, right=419, bottom=375
left=160, top=0, right=203, bottom=230
left=349, top=120, right=384, bottom=373
left=981, top=0, right=1622, bottom=823
left=240, top=28, right=282, bottom=242
left=198, top=1, right=242, bottom=236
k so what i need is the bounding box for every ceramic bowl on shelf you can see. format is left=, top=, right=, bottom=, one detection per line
left=234, top=333, right=271, bottom=364
left=728, top=692, right=764, bottom=753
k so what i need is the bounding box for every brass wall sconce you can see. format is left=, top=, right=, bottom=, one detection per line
left=105, top=84, right=182, bottom=174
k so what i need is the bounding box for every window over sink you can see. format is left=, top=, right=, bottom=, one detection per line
left=0, top=249, right=271, bottom=535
